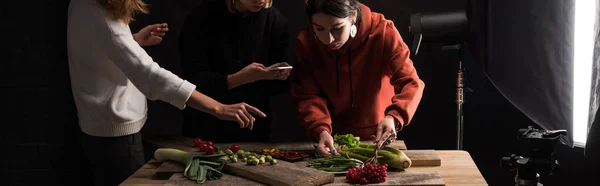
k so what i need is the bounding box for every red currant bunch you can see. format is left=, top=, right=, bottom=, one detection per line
left=346, top=162, right=388, bottom=184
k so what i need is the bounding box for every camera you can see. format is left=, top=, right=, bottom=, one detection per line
left=500, top=126, right=568, bottom=186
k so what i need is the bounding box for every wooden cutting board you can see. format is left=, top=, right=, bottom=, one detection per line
left=150, top=136, right=441, bottom=185
left=163, top=163, right=444, bottom=186
left=223, top=160, right=335, bottom=186
left=159, top=159, right=334, bottom=186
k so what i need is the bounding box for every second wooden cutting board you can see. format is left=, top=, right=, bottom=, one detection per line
left=159, top=159, right=335, bottom=186
left=224, top=160, right=334, bottom=186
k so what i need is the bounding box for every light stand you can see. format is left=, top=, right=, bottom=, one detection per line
left=441, top=44, right=465, bottom=150
left=409, top=11, right=469, bottom=150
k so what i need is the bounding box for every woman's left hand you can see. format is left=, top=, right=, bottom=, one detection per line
left=374, top=115, right=398, bottom=149
left=134, top=23, right=169, bottom=47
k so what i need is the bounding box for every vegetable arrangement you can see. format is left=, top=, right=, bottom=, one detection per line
left=334, top=134, right=412, bottom=170
left=154, top=139, right=279, bottom=184
left=306, top=156, right=362, bottom=172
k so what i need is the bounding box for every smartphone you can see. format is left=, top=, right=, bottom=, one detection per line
left=268, top=66, right=293, bottom=71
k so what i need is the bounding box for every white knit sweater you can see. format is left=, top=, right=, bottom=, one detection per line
left=67, top=0, right=196, bottom=137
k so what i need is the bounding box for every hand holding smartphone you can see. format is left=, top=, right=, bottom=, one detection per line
left=266, top=62, right=293, bottom=71
left=268, top=66, right=293, bottom=71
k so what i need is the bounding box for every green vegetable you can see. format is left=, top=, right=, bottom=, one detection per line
left=236, top=149, right=245, bottom=156
left=265, top=155, right=273, bottom=162
left=250, top=158, right=259, bottom=165
left=154, top=148, right=190, bottom=165
left=307, top=156, right=362, bottom=172
left=270, top=159, right=278, bottom=165
left=333, top=134, right=361, bottom=148
left=153, top=148, right=229, bottom=184
left=196, top=165, right=207, bottom=184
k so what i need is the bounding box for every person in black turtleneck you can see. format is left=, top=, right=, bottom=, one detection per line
left=178, top=0, right=290, bottom=143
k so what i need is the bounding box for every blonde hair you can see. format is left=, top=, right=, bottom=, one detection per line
left=227, top=0, right=273, bottom=14
left=96, top=0, right=149, bottom=24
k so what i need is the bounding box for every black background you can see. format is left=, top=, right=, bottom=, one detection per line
left=1, top=0, right=597, bottom=185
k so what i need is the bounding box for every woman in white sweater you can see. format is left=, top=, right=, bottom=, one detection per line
left=67, top=0, right=265, bottom=185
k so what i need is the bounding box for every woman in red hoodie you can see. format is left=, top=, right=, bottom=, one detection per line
left=292, top=0, right=425, bottom=155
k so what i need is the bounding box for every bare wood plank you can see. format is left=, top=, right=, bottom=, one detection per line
left=405, top=150, right=442, bottom=166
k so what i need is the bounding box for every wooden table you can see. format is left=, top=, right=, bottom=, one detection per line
left=120, top=150, right=487, bottom=186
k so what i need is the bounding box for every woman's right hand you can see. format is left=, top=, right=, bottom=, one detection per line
left=316, top=130, right=338, bottom=156
left=214, top=102, right=267, bottom=130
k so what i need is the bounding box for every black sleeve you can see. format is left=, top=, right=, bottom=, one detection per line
left=179, top=5, right=229, bottom=95
left=265, top=7, right=292, bottom=96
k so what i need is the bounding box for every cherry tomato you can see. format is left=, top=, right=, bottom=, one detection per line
left=198, top=143, right=208, bottom=152
left=194, top=138, right=203, bottom=147
left=230, top=144, right=240, bottom=153
left=205, top=146, right=215, bottom=155
left=204, top=141, right=214, bottom=147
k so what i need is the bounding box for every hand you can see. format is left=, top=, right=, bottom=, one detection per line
left=236, top=63, right=270, bottom=83
left=213, top=102, right=267, bottom=130
left=133, top=23, right=169, bottom=46
left=265, top=62, right=292, bottom=80
left=374, top=115, right=398, bottom=149
left=316, top=130, right=338, bottom=156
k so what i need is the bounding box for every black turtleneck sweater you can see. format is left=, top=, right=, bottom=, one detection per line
left=178, top=0, right=290, bottom=142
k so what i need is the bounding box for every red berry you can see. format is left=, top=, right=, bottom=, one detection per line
left=194, top=138, right=203, bottom=147
left=230, top=144, right=240, bottom=153
left=205, top=145, right=215, bottom=155
left=198, top=143, right=208, bottom=151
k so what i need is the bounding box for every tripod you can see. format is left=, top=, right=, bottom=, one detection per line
left=501, top=126, right=567, bottom=186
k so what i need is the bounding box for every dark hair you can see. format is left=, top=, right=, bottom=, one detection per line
left=305, top=0, right=362, bottom=25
